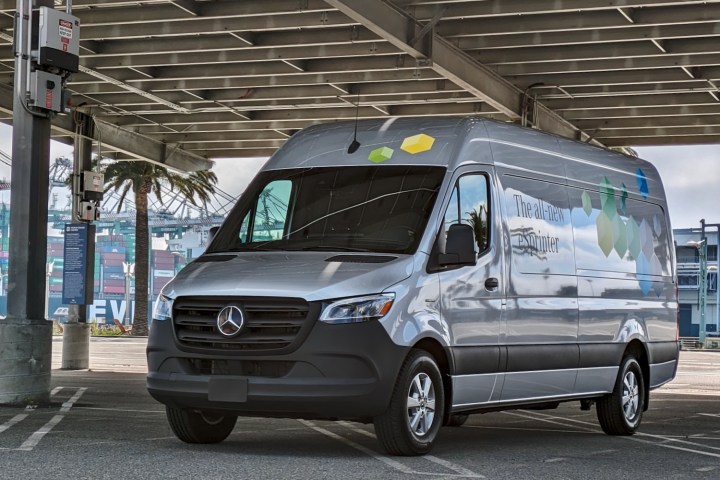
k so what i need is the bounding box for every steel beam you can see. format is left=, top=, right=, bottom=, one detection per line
left=496, top=53, right=720, bottom=76
left=543, top=92, right=717, bottom=110
left=0, top=85, right=212, bottom=171
left=398, top=0, right=717, bottom=18
left=91, top=121, right=212, bottom=171
left=324, top=0, right=590, bottom=141
left=68, top=69, right=443, bottom=94
left=82, top=39, right=398, bottom=64
left=510, top=68, right=720, bottom=89
left=454, top=23, right=720, bottom=50
left=589, top=125, right=720, bottom=137
left=563, top=104, right=720, bottom=120
left=602, top=135, right=720, bottom=146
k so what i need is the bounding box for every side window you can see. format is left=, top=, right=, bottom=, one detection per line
left=238, top=212, right=250, bottom=243
left=248, top=180, right=292, bottom=242
left=443, top=174, right=490, bottom=255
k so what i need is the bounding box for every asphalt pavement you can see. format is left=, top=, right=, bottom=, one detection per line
left=0, top=337, right=717, bottom=479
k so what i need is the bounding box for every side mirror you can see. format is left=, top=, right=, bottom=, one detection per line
left=207, top=226, right=220, bottom=244
left=438, top=224, right=477, bottom=267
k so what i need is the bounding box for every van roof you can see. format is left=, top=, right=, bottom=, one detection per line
left=263, top=117, right=665, bottom=204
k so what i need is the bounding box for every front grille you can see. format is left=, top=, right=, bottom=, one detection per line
left=173, top=297, right=311, bottom=352
left=185, top=358, right=294, bottom=377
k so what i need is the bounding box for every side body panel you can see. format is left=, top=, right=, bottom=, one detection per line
left=439, top=165, right=506, bottom=407
left=560, top=140, right=678, bottom=390
left=489, top=126, right=580, bottom=402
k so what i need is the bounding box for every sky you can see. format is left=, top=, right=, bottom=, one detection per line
left=0, top=123, right=717, bottom=231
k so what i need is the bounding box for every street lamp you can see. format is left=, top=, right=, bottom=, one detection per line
left=122, top=262, right=135, bottom=327
left=687, top=239, right=708, bottom=343
left=45, top=261, right=54, bottom=320
left=696, top=220, right=720, bottom=345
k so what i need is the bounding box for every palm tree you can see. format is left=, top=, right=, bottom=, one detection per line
left=466, top=205, right=488, bottom=252
left=100, top=160, right=217, bottom=335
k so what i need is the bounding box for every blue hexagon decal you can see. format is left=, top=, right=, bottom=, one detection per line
left=636, top=168, right=649, bottom=199
left=636, top=251, right=652, bottom=296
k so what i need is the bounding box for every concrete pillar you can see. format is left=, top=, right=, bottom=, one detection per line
left=1, top=0, right=55, bottom=406
left=0, top=319, right=52, bottom=405
left=61, top=323, right=91, bottom=370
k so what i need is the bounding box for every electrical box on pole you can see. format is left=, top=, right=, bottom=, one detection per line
left=73, top=170, right=103, bottom=221
left=34, top=7, right=80, bottom=72
left=28, top=69, right=63, bottom=111
left=24, top=5, right=80, bottom=115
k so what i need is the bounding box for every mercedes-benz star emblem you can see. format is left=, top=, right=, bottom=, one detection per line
left=217, top=305, right=245, bottom=338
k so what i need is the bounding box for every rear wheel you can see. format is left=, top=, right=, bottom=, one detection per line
left=596, top=355, right=645, bottom=435
left=166, top=406, right=237, bottom=444
left=374, top=349, right=445, bottom=456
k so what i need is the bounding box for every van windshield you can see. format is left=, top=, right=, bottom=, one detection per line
left=208, top=166, right=446, bottom=255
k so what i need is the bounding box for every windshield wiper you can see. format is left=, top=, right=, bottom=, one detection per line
left=222, top=245, right=286, bottom=252
left=289, top=245, right=372, bottom=252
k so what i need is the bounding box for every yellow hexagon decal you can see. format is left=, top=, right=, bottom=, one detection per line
left=401, top=133, right=435, bottom=154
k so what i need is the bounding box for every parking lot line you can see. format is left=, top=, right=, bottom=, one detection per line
left=328, top=421, right=485, bottom=478
left=511, top=409, right=720, bottom=459
left=16, top=387, right=87, bottom=452
left=298, top=419, right=416, bottom=475
left=0, top=406, right=34, bottom=435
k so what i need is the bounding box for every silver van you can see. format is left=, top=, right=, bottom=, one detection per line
left=147, top=117, right=679, bottom=456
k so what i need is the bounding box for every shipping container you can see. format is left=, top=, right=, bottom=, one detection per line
left=103, top=286, right=125, bottom=294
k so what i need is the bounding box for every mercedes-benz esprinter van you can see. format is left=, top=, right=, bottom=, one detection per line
left=147, top=117, right=679, bottom=456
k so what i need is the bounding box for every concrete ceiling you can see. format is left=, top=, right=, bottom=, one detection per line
left=1, top=0, right=719, bottom=171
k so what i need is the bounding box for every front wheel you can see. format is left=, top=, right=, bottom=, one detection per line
left=374, top=349, right=445, bottom=456
left=166, top=406, right=237, bottom=444
left=596, top=356, right=645, bottom=435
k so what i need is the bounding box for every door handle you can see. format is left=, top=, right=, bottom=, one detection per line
left=485, top=277, right=499, bottom=290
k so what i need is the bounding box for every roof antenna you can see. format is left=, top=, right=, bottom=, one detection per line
left=347, top=89, right=361, bottom=154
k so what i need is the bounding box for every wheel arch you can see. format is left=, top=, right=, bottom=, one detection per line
left=411, top=337, right=454, bottom=425
left=625, top=339, right=650, bottom=411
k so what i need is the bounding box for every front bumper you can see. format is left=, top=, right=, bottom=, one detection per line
left=146, top=318, right=408, bottom=420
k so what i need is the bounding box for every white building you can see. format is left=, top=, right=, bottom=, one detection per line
left=675, top=225, right=720, bottom=338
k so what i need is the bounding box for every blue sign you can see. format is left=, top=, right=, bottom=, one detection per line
left=62, top=223, right=89, bottom=304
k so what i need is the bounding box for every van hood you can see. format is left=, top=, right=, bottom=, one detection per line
left=164, top=252, right=416, bottom=302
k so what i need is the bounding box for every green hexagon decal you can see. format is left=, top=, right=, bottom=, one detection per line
left=368, top=146, right=394, bottom=163
left=626, top=216, right=641, bottom=259
left=612, top=215, right=627, bottom=258
left=651, top=254, right=664, bottom=297
left=596, top=211, right=613, bottom=257
left=639, top=219, right=654, bottom=259
left=599, top=177, right=616, bottom=220
left=581, top=191, right=592, bottom=216
left=620, top=183, right=628, bottom=215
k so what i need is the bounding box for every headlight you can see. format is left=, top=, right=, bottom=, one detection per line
left=319, top=293, right=395, bottom=325
left=153, top=294, right=174, bottom=321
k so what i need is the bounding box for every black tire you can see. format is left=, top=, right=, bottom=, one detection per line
left=596, top=356, right=645, bottom=435
left=374, top=349, right=445, bottom=456
left=446, top=414, right=469, bottom=427
left=166, top=406, right=237, bottom=444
